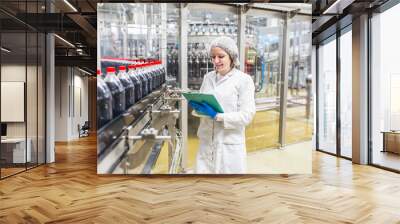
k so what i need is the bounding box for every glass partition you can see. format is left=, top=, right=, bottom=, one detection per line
left=339, top=28, right=352, bottom=158
left=371, top=4, right=400, bottom=171
left=0, top=0, right=46, bottom=179
left=1, top=31, right=28, bottom=177
left=317, top=36, right=337, bottom=154
left=245, top=11, right=283, bottom=151
left=285, top=15, right=313, bottom=145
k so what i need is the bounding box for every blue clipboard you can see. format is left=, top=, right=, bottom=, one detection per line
left=182, top=92, right=224, bottom=113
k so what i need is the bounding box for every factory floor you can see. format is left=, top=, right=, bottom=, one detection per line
left=152, top=140, right=312, bottom=174
left=153, top=107, right=313, bottom=174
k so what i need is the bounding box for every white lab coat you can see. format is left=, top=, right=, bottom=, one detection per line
left=195, top=68, right=256, bottom=174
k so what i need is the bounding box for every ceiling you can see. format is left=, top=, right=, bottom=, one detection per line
left=312, top=0, right=390, bottom=44
left=0, top=0, right=98, bottom=72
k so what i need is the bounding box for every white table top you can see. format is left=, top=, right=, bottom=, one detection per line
left=1, top=138, right=28, bottom=143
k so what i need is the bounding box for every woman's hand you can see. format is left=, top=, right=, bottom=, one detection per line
left=188, top=101, right=218, bottom=119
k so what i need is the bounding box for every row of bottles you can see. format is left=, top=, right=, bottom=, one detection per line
left=166, top=43, right=211, bottom=90
left=188, top=42, right=213, bottom=89
left=166, top=42, right=213, bottom=90
left=97, top=62, right=166, bottom=129
left=188, top=23, right=255, bottom=37
left=189, top=23, right=237, bottom=37
left=167, top=45, right=179, bottom=80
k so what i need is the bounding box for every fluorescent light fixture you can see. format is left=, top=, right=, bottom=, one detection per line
left=1, top=47, right=11, bottom=53
left=54, top=34, right=75, bottom=48
left=78, top=67, right=92, bottom=76
left=63, top=0, right=78, bottom=12
left=322, top=0, right=354, bottom=15
left=323, top=0, right=341, bottom=14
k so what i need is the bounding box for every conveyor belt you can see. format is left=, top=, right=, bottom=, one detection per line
left=97, top=87, right=165, bottom=174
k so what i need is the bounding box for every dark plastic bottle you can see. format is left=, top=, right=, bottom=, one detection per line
left=128, top=64, right=143, bottom=102
left=154, top=63, right=161, bottom=89
left=160, top=64, right=166, bottom=85
left=104, top=67, right=126, bottom=118
left=147, top=64, right=156, bottom=91
left=144, top=67, right=153, bottom=93
left=137, top=65, right=149, bottom=97
left=117, top=66, right=135, bottom=108
left=97, top=70, right=113, bottom=129
left=152, top=65, right=159, bottom=89
left=159, top=64, right=166, bottom=85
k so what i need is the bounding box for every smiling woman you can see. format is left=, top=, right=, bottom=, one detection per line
left=188, top=36, right=256, bottom=174
left=210, top=47, right=232, bottom=75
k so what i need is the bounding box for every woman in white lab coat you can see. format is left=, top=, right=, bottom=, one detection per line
left=189, top=36, right=256, bottom=174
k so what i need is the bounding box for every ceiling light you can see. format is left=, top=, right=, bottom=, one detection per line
left=63, top=0, right=78, bottom=12
left=322, top=0, right=354, bottom=15
left=78, top=68, right=92, bottom=76
left=54, top=34, right=75, bottom=48
left=1, top=47, right=11, bottom=53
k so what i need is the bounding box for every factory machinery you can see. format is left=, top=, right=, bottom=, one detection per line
left=167, top=21, right=257, bottom=90
left=97, top=58, right=185, bottom=174
left=97, top=3, right=313, bottom=173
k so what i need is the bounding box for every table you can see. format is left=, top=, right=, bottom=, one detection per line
left=382, top=131, right=400, bottom=154
left=1, top=138, right=31, bottom=164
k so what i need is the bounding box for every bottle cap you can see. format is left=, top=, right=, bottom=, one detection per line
left=106, top=67, right=116, bottom=73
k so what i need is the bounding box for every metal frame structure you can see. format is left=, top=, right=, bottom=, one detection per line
left=0, top=2, right=49, bottom=180
left=179, top=3, right=188, bottom=171
left=239, top=5, right=246, bottom=72
left=336, top=25, right=341, bottom=157
left=178, top=3, right=312, bottom=165
left=278, top=12, right=290, bottom=147
left=367, top=10, right=373, bottom=166
left=315, top=44, right=320, bottom=151
left=314, top=0, right=400, bottom=172
left=313, top=0, right=400, bottom=171
left=315, top=33, right=340, bottom=157
left=97, top=88, right=179, bottom=174
left=315, top=24, right=353, bottom=161
left=367, top=1, right=400, bottom=173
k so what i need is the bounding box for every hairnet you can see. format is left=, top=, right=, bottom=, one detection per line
left=209, top=36, right=240, bottom=68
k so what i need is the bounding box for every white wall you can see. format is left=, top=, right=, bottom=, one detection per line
left=1, top=63, right=46, bottom=164
left=1, top=65, right=29, bottom=138
left=72, top=72, right=89, bottom=138
left=55, top=67, right=89, bottom=141
left=55, top=66, right=68, bottom=141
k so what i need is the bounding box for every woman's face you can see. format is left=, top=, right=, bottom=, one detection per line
left=210, top=47, right=232, bottom=75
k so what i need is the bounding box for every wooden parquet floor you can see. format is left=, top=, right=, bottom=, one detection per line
left=1, top=136, right=400, bottom=223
